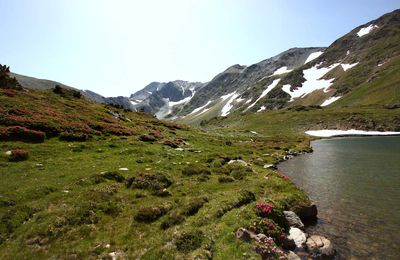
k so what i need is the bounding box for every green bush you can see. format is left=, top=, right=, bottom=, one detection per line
left=175, top=230, right=204, bottom=253
left=160, top=213, right=185, bottom=229
left=227, top=164, right=253, bottom=180
left=182, top=165, right=211, bottom=176
left=134, top=205, right=171, bottom=223
left=59, top=132, right=88, bottom=142
left=126, top=173, right=172, bottom=191
left=218, top=176, right=235, bottom=183
left=182, top=197, right=208, bottom=216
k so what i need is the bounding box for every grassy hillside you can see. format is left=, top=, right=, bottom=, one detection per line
left=0, top=71, right=313, bottom=259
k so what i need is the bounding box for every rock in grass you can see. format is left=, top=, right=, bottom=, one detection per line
left=284, top=211, right=304, bottom=229
left=288, top=227, right=306, bottom=248
left=228, top=159, right=248, bottom=166
left=306, top=235, right=335, bottom=257
left=235, top=228, right=253, bottom=242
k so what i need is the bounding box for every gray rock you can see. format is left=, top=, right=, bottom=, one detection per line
left=228, top=159, right=248, bottom=166
left=284, top=211, right=305, bottom=229
left=306, top=235, right=335, bottom=257
left=235, top=228, right=252, bottom=242
left=254, top=233, right=267, bottom=243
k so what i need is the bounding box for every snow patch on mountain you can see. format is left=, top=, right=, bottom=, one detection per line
left=341, top=63, right=358, bottom=71
left=357, top=24, right=378, bottom=37
left=273, top=66, right=292, bottom=75
left=188, top=100, right=212, bottom=116
left=304, top=51, right=324, bottom=64
left=282, top=63, right=339, bottom=101
left=257, top=106, right=266, bottom=112
left=221, top=92, right=239, bottom=116
left=246, top=79, right=281, bottom=111
left=321, top=96, right=341, bottom=106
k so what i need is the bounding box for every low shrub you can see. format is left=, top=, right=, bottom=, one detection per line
left=53, top=85, right=82, bottom=99
left=94, top=171, right=125, bottom=183
left=163, top=140, right=179, bottom=148
left=227, top=164, right=253, bottom=180
left=125, top=173, right=172, bottom=191
left=8, top=149, right=29, bottom=162
left=182, top=165, right=211, bottom=176
left=59, top=132, right=88, bottom=142
left=182, top=197, right=208, bottom=216
left=0, top=126, right=45, bottom=143
left=175, top=230, right=204, bottom=253
left=160, top=213, right=185, bottom=229
left=218, top=176, right=235, bottom=183
left=0, top=205, right=36, bottom=244
left=216, top=190, right=255, bottom=218
left=255, top=201, right=287, bottom=229
left=134, top=205, right=171, bottom=223
left=139, top=134, right=157, bottom=142
left=249, top=218, right=285, bottom=245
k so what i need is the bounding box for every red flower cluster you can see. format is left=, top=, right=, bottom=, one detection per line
left=0, top=126, right=46, bottom=143
left=256, top=202, right=274, bottom=214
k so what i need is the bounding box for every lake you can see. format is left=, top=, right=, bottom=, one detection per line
left=278, top=136, right=400, bottom=259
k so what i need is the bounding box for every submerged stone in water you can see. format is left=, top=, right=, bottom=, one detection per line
left=306, top=235, right=335, bottom=257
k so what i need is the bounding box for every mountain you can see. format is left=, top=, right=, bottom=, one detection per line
left=129, top=80, right=205, bottom=117
left=177, top=9, right=400, bottom=124
left=8, top=71, right=136, bottom=110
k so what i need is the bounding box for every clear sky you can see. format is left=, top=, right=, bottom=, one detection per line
left=0, top=0, right=399, bottom=97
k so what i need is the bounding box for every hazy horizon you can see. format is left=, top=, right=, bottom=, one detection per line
left=1, top=0, right=399, bottom=97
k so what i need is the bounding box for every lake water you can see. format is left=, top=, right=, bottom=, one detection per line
left=278, top=136, right=400, bottom=259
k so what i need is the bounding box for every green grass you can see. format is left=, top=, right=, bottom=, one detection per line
left=0, top=124, right=310, bottom=259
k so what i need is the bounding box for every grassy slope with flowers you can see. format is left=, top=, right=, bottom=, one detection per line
left=0, top=69, right=312, bottom=259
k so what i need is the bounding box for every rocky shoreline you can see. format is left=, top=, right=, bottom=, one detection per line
left=234, top=146, right=338, bottom=259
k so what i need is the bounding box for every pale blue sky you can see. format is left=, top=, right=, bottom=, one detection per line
left=0, top=0, right=399, bottom=96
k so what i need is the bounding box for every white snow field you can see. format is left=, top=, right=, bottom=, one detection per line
left=304, top=51, right=324, bottom=64
left=187, top=100, right=212, bottom=116
left=357, top=24, right=378, bottom=37
left=273, top=66, right=293, bottom=75
left=221, top=92, right=239, bottom=116
left=341, top=63, right=359, bottom=71
left=321, top=96, right=341, bottom=106
left=305, top=129, right=400, bottom=137
left=282, top=63, right=339, bottom=101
